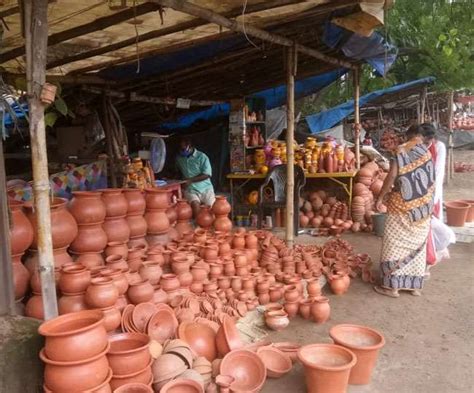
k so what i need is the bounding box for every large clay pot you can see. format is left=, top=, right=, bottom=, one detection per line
left=126, top=214, right=148, bottom=238
left=139, top=262, right=163, bottom=285
left=145, top=189, right=170, bottom=210
left=145, top=210, right=170, bottom=235
left=25, top=292, right=44, bottom=319
left=69, top=191, right=106, bottom=224
left=71, top=251, right=105, bottom=268
left=123, top=189, right=146, bottom=215
left=12, top=253, right=30, bottom=300
left=196, top=206, right=214, bottom=229
left=159, top=274, right=181, bottom=293
left=103, top=216, right=131, bottom=243
left=59, top=263, right=91, bottom=294
left=24, top=247, right=73, bottom=276
left=101, top=267, right=129, bottom=295
left=85, top=277, right=119, bottom=308
left=176, top=199, right=193, bottom=221
left=445, top=201, right=470, bottom=227
left=58, top=292, right=88, bottom=315
left=107, top=332, right=151, bottom=375
left=101, top=306, right=122, bottom=333
left=25, top=198, right=78, bottom=249
left=211, top=196, right=231, bottom=216
left=70, top=223, right=108, bottom=253
left=329, top=274, right=349, bottom=295
left=310, top=296, right=330, bottom=324
left=8, top=200, right=34, bottom=255
left=127, top=279, right=154, bottom=304
left=101, top=189, right=128, bottom=217
left=213, top=216, right=232, bottom=232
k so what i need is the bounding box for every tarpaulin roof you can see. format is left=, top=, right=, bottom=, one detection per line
left=305, top=76, right=435, bottom=134
left=161, top=68, right=348, bottom=130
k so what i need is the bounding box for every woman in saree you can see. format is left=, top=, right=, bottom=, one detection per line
left=374, top=125, right=435, bottom=297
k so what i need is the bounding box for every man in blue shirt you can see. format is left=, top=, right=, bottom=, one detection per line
left=176, top=137, right=216, bottom=217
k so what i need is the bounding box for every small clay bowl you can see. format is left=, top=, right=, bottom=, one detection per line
left=132, top=302, right=157, bottom=332
left=107, top=332, right=151, bottom=375
left=152, top=353, right=187, bottom=383
left=256, top=346, right=292, bottom=378
left=109, top=362, right=153, bottom=391
left=147, top=308, right=178, bottom=344
left=220, top=349, right=266, bottom=392
left=112, top=382, right=153, bottom=392
left=159, top=379, right=204, bottom=393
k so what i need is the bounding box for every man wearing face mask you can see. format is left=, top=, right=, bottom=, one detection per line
left=176, top=136, right=216, bottom=217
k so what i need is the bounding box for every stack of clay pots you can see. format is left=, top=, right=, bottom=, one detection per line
left=101, top=189, right=130, bottom=248
left=57, top=263, right=91, bottom=315
left=145, top=188, right=171, bottom=246
left=124, top=189, right=148, bottom=249
left=39, top=310, right=112, bottom=392
left=68, top=191, right=107, bottom=268
left=175, top=199, right=194, bottom=238
left=84, top=275, right=120, bottom=332
left=212, top=196, right=232, bottom=232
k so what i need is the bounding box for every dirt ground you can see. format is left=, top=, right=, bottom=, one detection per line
left=261, top=151, right=474, bottom=393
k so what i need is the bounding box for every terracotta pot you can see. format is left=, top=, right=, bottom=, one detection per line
left=70, top=223, right=108, bottom=253
left=297, top=344, right=356, bottom=393
left=105, top=241, right=129, bottom=259
left=178, top=322, right=217, bottom=362
left=58, top=292, right=88, bottom=315
left=128, top=236, right=149, bottom=250
left=101, top=268, right=129, bottom=295
left=220, top=349, right=266, bottom=392
left=59, top=263, right=91, bottom=294
left=127, top=279, right=154, bottom=304
left=25, top=198, right=78, bottom=249
left=284, top=285, right=300, bottom=302
left=39, top=309, right=108, bottom=362
left=215, top=316, right=243, bottom=357
left=445, top=201, right=470, bottom=227
left=166, top=204, right=178, bottom=225
left=160, top=379, right=203, bottom=393
left=269, top=286, right=282, bottom=302
left=105, top=254, right=129, bottom=270
left=107, top=332, right=151, bottom=375
left=258, top=293, right=270, bottom=305
left=101, top=189, right=128, bottom=217
left=8, top=200, right=34, bottom=255
left=310, top=296, right=330, bottom=324
left=145, top=209, right=170, bottom=235
left=329, top=274, right=349, bottom=295
left=113, top=383, right=153, bottom=393
left=196, top=206, right=214, bottom=229
left=139, top=261, right=163, bottom=285
left=69, top=191, right=106, bottom=225
left=284, top=301, right=299, bottom=318
left=256, top=346, right=292, bottom=378
left=71, top=251, right=105, bottom=268
left=160, top=274, right=181, bottom=293
left=245, top=232, right=259, bottom=249
left=126, top=214, right=148, bottom=238
left=24, top=247, right=73, bottom=275
left=213, top=216, right=232, bottom=232
left=460, top=199, right=474, bottom=222
left=40, top=345, right=110, bottom=392
left=12, top=255, right=30, bottom=300
left=85, top=277, right=119, bottom=308
left=145, top=188, right=170, bottom=210
left=299, top=299, right=313, bottom=320
left=307, top=278, right=321, bottom=297
left=103, top=216, right=131, bottom=243
left=178, top=272, right=193, bottom=288
left=146, top=250, right=165, bottom=265
left=329, top=324, right=385, bottom=385
left=25, top=292, right=44, bottom=319
left=191, top=265, right=208, bottom=282
left=110, top=364, right=153, bottom=391
left=176, top=199, right=193, bottom=221
left=232, top=234, right=246, bottom=250
left=123, top=189, right=146, bottom=215
left=211, top=196, right=231, bottom=216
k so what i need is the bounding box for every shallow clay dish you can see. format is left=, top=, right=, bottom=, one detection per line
left=256, top=346, right=292, bottom=378
left=178, top=321, right=217, bottom=362
left=159, top=378, right=204, bottom=393
left=132, top=303, right=157, bottom=332
left=121, top=305, right=135, bottom=333
left=220, top=349, right=266, bottom=392
left=147, top=309, right=178, bottom=344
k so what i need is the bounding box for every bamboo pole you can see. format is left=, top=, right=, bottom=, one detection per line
left=286, top=46, right=296, bottom=248
left=447, top=91, right=454, bottom=182
left=420, top=86, right=427, bottom=123
left=102, top=95, right=118, bottom=188
left=353, top=67, right=361, bottom=170
left=25, top=0, right=58, bottom=319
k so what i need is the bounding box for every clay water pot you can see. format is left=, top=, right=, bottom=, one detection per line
left=38, top=309, right=108, bottom=362
left=284, top=285, right=300, bottom=302
left=139, top=262, right=163, bottom=285
left=269, top=286, right=283, bottom=302
left=85, top=277, right=119, bottom=308
left=40, top=345, right=110, bottom=392
left=178, top=272, right=193, bottom=288
left=126, top=214, right=148, bottom=238
left=123, top=189, right=146, bottom=215
left=171, top=256, right=190, bottom=275
left=71, top=251, right=105, bottom=269
left=232, top=233, right=246, bottom=250
left=160, top=274, right=181, bottom=292
left=128, top=236, right=149, bottom=251
left=107, top=332, right=151, bottom=375
left=145, top=188, right=170, bottom=210
left=258, top=293, right=270, bottom=305
left=299, top=299, right=314, bottom=320
left=245, top=232, right=258, bottom=249
left=218, top=241, right=232, bottom=257
left=8, top=200, right=34, bottom=255
left=310, top=296, right=330, bottom=324
left=101, top=189, right=128, bottom=217
left=284, top=301, right=299, bottom=318
left=329, top=324, right=385, bottom=385
left=25, top=198, right=78, bottom=249
left=307, top=278, right=321, bottom=297
left=145, top=209, right=170, bottom=235
left=196, top=206, right=214, bottom=229
left=105, top=241, right=129, bottom=259
left=59, top=263, right=91, bottom=294
left=69, top=191, right=106, bottom=224
left=445, top=201, right=470, bottom=227
left=213, top=216, right=232, bottom=232
left=191, top=265, right=208, bottom=282
left=211, top=196, right=231, bottom=216
left=99, top=306, right=121, bottom=332
left=460, top=199, right=474, bottom=222
left=127, top=279, right=154, bottom=304
left=329, top=274, right=349, bottom=295
left=146, top=250, right=165, bottom=265
left=230, top=277, right=242, bottom=292
left=106, top=254, right=129, bottom=270
left=12, top=255, right=30, bottom=300
left=58, top=292, right=88, bottom=315
left=70, top=223, right=108, bottom=253
left=25, top=292, right=44, bottom=319
left=297, top=344, right=356, bottom=393
left=103, top=216, right=131, bottom=243
left=101, top=268, right=129, bottom=295
left=176, top=199, right=193, bottom=221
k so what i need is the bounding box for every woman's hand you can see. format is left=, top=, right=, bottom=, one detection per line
left=375, top=196, right=385, bottom=212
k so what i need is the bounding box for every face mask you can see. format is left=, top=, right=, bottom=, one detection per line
left=180, top=146, right=192, bottom=157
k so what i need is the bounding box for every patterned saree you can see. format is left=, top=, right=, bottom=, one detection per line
left=380, top=138, right=435, bottom=290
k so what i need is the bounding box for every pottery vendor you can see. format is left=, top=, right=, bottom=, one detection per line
left=176, top=136, right=216, bottom=217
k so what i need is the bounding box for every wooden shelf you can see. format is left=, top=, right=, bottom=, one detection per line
left=246, top=121, right=265, bottom=125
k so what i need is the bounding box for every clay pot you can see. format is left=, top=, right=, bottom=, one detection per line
left=101, top=189, right=128, bottom=217
left=258, top=293, right=270, bottom=305
left=245, top=232, right=258, bottom=249
left=127, top=279, right=154, bottom=304
left=307, top=278, right=321, bottom=297
left=445, top=201, right=470, bottom=227
left=178, top=272, right=193, bottom=288
left=101, top=268, right=129, bottom=295
left=196, top=206, right=214, bottom=229
left=69, top=191, right=106, bottom=224
left=329, top=274, right=349, bottom=295
left=123, top=189, right=146, bottom=215
left=297, top=344, right=356, bottom=393
left=191, top=265, right=208, bottom=282
left=139, top=262, right=163, bottom=285
left=232, top=234, right=246, bottom=250
left=310, top=296, right=330, bottom=324
left=145, top=189, right=170, bottom=210
left=85, top=277, right=119, bottom=308
left=70, top=223, right=108, bottom=253
left=269, top=286, right=282, bottom=302
left=8, top=200, right=34, bottom=255
left=126, top=214, right=148, bottom=239
left=71, top=251, right=105, bottom=268
left=106, top=254, right=129, bottom=271
left=176, top=199, right=193, bottom=221
left=25, top=292, right=44, bottom=319
left=213, top=216, right=232, bottom=232
left=110, top=364, right=153, bottom=391
left=284, top=285, right=300, bottom=302
left=59, top=263, right=91, bottom=294
left=128, top=236, right=149, bottom=250
left=299, top=299, right=313, bottom=320
left=40, top=345, right=110, bottom=392
left=145, top=209, right=170, bottom=235
left=25, top=198, right=78, bottom=249
left=166, top=205, right=178, bottom=225
left=113, top=383, right=153, bottom=393
left=256, top=346, right=292, bottom=378
left=211, top=196, right=231, bottom=216
left=103, top=216, right=131, bottom=243
left=220, top=349, right=266, bottom=393
left=171, top=256, right=190, bottom=275
left=38, top=309, right=108, bottom=362
left=460, top=200, right=474, bottom=222
left=160, top=379, right=203, bottom=393
left=273, top=342, right=300, bottom=364
left=329, top=324, right=385, bottom=385
left=160, top=274, right=181, bottom=292
left=105, top=241, right=129, bottom=259
left=58, top=292, right=88, bottom=315
left=24, top=247, right=73, bottom=275
left=284, top=301, right=299, bottom=318
left=12, top=255, right=30, bottom=300
left=215, top=316, right=243, bottom=357
left=178, top=322, right=217, bottom=362
left=108, top=332, right=151, bottom=375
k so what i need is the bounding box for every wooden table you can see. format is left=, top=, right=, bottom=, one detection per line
left=227, top=171, right=358, bottom=218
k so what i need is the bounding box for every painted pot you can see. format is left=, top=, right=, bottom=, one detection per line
left=101, top=189, right=128, bottom=217
left=85, top=277, right=119, bottom=308
left=70, top=223, right=108, bottom=253
left=69, top=191, right=106, bottom=224
left=123, top=189, right=146, bottom=215
left=103, top=216, right=131, bottom=243
left=8, top=200, right=34, bottom=255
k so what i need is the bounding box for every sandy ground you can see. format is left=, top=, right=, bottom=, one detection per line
left=443, top=150, right=474, bottom=201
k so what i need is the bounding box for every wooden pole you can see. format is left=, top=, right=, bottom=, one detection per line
left=353, top=67, right=361, bottom=170
left=447, top=91, right=454, bottom=182
left=286, top=46, right=296, bottom=248
left=0, top=136, right=16, bottom=316
left=102, top=95, right=118, bottom=188
left=25, top=0, right=58, bottom=319
left=420, top=86, right=427, bottom=123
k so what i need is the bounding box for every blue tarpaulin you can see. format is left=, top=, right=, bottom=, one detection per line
left=305, top=77, right=435, bottom=134
left=161, top=69, right=348, bottom=130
